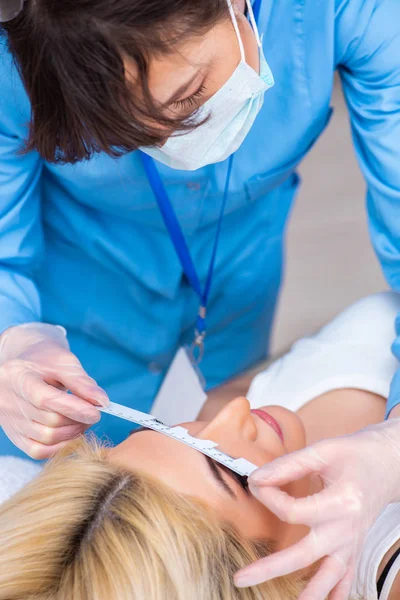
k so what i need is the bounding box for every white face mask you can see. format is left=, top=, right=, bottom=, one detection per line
left=140, top=0, right=274, bottom=171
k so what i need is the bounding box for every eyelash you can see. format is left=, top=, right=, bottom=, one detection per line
left=232, top=471, right=249, bottom=492
left=173, top=85, right=206, bottom=110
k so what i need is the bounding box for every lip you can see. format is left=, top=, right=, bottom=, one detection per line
left=251, top=409, right=284, bottom=444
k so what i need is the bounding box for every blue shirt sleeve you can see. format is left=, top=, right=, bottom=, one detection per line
left=335, top=0, right=400, bottom=417
left=0, top=43, right=43, bottom=335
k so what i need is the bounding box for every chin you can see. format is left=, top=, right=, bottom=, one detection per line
left=259, top=405, right=307, bottom=453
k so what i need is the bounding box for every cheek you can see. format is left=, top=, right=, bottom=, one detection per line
left=239, top=17, right=260, bottom=72
left=234, top=494, right=284, bottom=540
left=204, top=25, right=242, bottom=93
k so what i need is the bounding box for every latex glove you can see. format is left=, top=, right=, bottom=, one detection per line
left=234, top=418, right=400, bottom=599
left=0, top=323, right=109, bottom=460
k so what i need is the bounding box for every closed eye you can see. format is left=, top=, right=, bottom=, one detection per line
left=218, top=462, right=249, bottom=493
left=127, top=426, right=149, bottom=437
left=172, top=84, right=207, bottom=111
left=205, top=456, right=249, bottom=498
left=231, top=470, right=249, bottom=492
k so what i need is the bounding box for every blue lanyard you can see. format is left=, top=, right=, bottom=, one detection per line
left=140, top=151, right=234, bottom=351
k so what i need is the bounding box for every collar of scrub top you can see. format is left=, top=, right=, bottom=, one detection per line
left=101, top=400, right=258, bottom=477
left=0, top=0, right=26, bottom=22
left=138, top=0, right=263, bottom=363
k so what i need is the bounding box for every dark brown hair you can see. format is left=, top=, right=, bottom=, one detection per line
left=1, top=0, right=228, bottom=164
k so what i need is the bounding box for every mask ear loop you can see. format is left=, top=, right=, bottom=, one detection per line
left=244, top=0, right=262, bottom=47
left=227, top=1, right=246, bottom=62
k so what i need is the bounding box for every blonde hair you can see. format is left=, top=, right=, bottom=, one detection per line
left=0, top=437, right=313, bottom=600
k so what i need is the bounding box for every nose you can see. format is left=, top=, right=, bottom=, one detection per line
left=198, top=396, right=257, bottom=443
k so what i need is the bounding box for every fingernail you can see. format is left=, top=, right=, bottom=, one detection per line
left=55, top=325, right=67, bottom=337
left=249, top=475, right=263, bottom=485
left=234, top=573, right=256, bottom=588
left=86, top=410, right=101, bottom=424
left=90, top=388, right=110, bottom=407
left=249, top=471, right=272, bottom=485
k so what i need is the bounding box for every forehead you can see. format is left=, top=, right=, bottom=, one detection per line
left=110, top=430, right=220, bottom=498
left=124, top=19, right=231, bottom=103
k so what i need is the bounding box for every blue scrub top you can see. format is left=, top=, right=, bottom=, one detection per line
left=1, top=0, right=400, bottom=456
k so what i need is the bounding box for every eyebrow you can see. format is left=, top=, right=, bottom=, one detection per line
left=128, top=427, right=150, bottom=437
left=204, top=456, right=237, bottom=499
left=128, top=428, right=237, bottom=499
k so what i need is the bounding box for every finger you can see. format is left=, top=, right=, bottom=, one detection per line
left=44, top=353, right=109, bottom=407
left=7, top=432, right=71, bottom=461
left=250, top=444, right=327, bottom=486
left=249, top=481, right=362, bottom=527
left=235, top=531, right=324, bottom=587
left=328, top=562, right=356, bottom=600
left=36, top=411, right=84, bottom=428
left=21, top=403, right=85, bottom=428
left=297, top=555, right=347, bottom=600
left=26, top=439, right=71, bottom=461
left=27, top=421, right=87, bottom=445
left=19, top=372, right=101, bottom=425
left=53, top=372, right=109, bottom=408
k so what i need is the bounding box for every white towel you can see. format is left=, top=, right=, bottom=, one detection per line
left=0, top=456, right=42, bottom=505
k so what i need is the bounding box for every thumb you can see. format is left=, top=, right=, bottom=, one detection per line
left=250, top=444, right=327, bottom=487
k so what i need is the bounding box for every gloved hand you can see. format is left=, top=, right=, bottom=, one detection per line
left=234, top=418, right=400, bottom=599
left=0, top=323, right=109, bottom=460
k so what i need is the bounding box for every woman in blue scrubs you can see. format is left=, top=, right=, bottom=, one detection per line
left=1, top=1, right=400, bottom=597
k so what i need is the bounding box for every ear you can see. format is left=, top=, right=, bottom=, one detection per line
left=233, top=0, right=246, bottom=14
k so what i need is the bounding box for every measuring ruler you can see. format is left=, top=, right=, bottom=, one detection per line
left=100, top=401, right=258, bottom=477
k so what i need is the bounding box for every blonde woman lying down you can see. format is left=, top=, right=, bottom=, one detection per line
left=0, top=292, right=399, bottom=600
